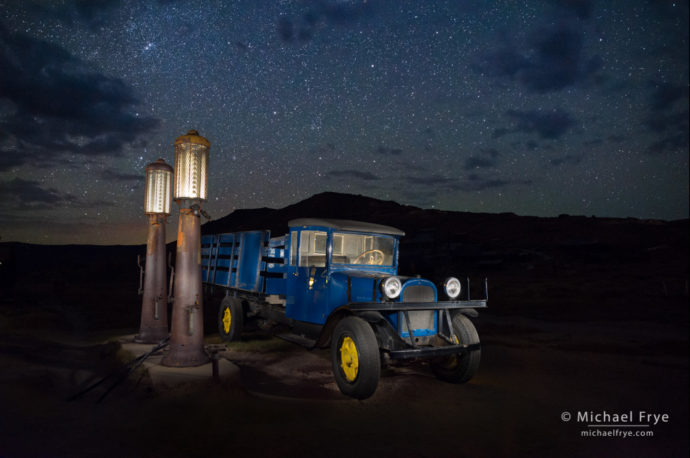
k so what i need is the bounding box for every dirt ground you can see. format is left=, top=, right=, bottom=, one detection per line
left=1, top=309, right=687, bottom=458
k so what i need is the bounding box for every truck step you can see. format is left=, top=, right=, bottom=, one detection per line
left=276, top=333, right=316, bottom=349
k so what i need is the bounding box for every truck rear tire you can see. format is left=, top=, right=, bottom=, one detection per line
left=431, top=313, right=480, bottom=383
left=331, top=316, right=380, bottom=400
left=218, top=297, right=243, bottom=341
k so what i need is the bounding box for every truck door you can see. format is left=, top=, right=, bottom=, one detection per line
left=286, top=229, right=329, bottom=324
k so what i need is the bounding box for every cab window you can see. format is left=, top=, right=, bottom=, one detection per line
left=331, top=233, right=395, bottom=266
left=299, top=230, right=328, bottom=267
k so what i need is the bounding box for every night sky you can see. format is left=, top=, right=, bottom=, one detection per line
left=1, top=0, right=688, bottom=245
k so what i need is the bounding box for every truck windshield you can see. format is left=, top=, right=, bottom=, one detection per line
left=331, top=233, right=395, bottom=266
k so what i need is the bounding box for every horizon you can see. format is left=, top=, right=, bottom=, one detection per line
left=2, top=190, right=687, bottom=247
left=1, top=1, right=688, bottom=245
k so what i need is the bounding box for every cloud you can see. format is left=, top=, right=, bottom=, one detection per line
left=403, top=172, right=530, bottom=192
left=463, top=157, right=497, bottom=170
left=479, top=148, right=500, bottom=157
left=647, top=81, right=688, bottom=112
left=376, top=146, right=403, bottom=155
left=474, top=21, right=601, bottom=93
left=475, top=45, right=530, bottom=80
left=66, top=0, right=120, bottom=28
left=491, top=127, right=510, bottom=139
left=26, top=0, right=121, bottom=30
left=0, top=153, right=25, bottom=171
left=457, top=173, right=509, bottom=191
left=325, top=169, right=380, bottom=181
left=306, top=143, right=337, bottom=158
left=551, top=0, right=593, bottom=20
left=278, top=17, right=295, bottom=42
left=645, top=110, right=688, bottom=133
left=642, top=81, right=689, bottom=154
left=646, top=133, right=689, bottom=156
left=100, top=170, right=142, bottom=182
left=395, top=160, right=427, bottom=173
left=0, top=177, right=116, bottom=210
left=464, top=150, right=500, bottom=170
left=82, top=199, right=117, bottom=208
left=234, top=41, right=249, bottom=51
left=277, top=0, right=375, bottom=43
left=0, top=25, right=159, bottom=170
left=0, top=178, right=67, bottom=207
left=497, top=109, right=575, bottom=140
left=520, top=26, right=589, bottom=92
left=403, top=174, right=455, bottom=186
left=451, top=174, right=532, bottom=192
left=550, top=154, right=584, bottom=166
left=582, top=138, right=603, bottom=147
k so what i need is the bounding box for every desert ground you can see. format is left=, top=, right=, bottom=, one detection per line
left=1, top=280, right=686, bottom=457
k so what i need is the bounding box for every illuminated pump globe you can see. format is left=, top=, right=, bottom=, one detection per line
left=173, top=129, right=209, bottom=201
left=144, top=158, right=173, bottom=215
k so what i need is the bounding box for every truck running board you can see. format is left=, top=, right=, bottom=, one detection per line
left=276, top=333, right=316, bottom=349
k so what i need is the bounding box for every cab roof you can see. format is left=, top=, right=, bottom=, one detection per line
left=288, top=218, right=405, bottom=236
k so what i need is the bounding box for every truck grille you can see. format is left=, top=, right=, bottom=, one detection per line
left=402, top=285, right=435, bottom=302
left=400, top=284, right=436, bottom=338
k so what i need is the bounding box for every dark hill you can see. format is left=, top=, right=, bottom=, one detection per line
left=202, top=192, right=413, bottom=236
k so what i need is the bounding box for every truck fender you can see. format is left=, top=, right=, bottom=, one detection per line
left=458, top=308, right=478, bottom=318
left=358, top=312, right=399, bottom=351
left=315, top=307, right=401, bottom=351
left=315, top=307, right=352, bottom=348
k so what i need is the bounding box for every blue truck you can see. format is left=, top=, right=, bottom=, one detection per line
left=201, top=218, right=487, bottom=399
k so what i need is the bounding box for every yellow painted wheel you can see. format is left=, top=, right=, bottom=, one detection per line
left=218, top=297, right=243, bottom=341
left=331, top=316, right=380, bottom=399
left=222, top=307, right=232, bottom=334
left=431, top=313, right=480, bottom=384
left=339, top=336, right=359, bottom=382
left=439, top=354, right=460, bottom=370
left=439, top=334, right=460, bottom=369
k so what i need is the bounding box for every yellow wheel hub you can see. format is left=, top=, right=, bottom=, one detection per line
left=222, top=307, right=232, bottom=334
left=339, top=336, right=359, bottom=382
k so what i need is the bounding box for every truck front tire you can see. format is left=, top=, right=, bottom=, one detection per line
left=218, top=297, right=243, bottom=341
left=431, top=313, right=480, bottom=383
left=331, top=316, right=380, bottom=399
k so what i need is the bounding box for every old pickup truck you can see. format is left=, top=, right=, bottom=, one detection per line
left=201, top=218, right=486, bottom=399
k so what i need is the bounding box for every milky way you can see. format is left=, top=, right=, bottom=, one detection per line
left=1, top=1, right=688, bottom=244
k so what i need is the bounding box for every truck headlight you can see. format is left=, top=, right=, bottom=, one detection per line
left=444, top=277, right=462, bottom=299
left=381, top=276, right=402, bottom=299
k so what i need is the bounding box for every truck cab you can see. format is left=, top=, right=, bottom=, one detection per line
left=285, top=219, right=401, bottom=324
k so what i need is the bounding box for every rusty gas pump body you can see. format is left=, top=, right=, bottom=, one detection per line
left=136, top=159, right=172, bottom=343
left=161, top=130, right=210, bottom=367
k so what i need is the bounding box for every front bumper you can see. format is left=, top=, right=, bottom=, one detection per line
left=347, top=299, right=487, bottom=312
left=346, top=300, right=486, bottom=354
